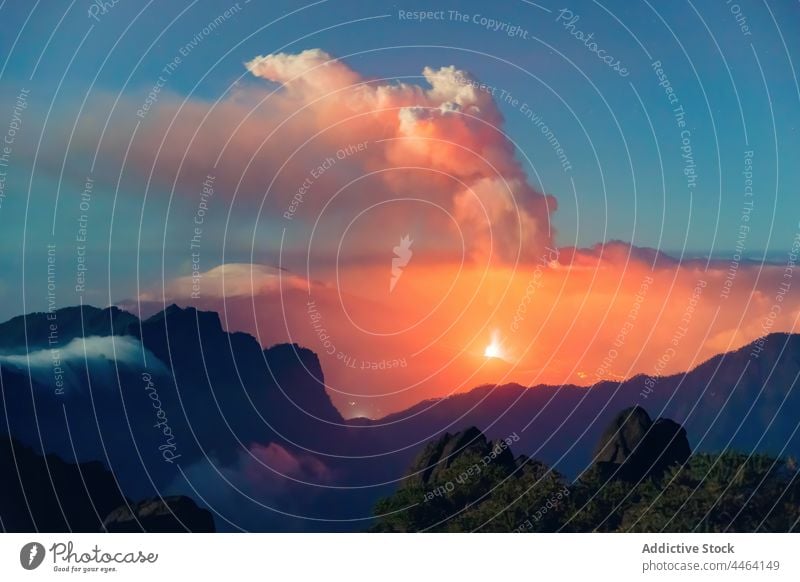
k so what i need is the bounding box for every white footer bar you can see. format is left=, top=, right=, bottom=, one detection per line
left=1, top=533, right=797, bottom=581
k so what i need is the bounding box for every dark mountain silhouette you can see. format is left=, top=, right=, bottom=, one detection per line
left=0, top=304, right=348, bottom=496
left=373, top=425, right=559, bottom=532
left=593, top=406, right=691, bottom=481
left=0, top=435, right=126, bottom=532
left=1, top=304, right=799, bottom=531
left=0, top=305, right=137, bottom=352
left=404, top=427, right=517, bottom=488
left=375, top=410, right=800, bottom=532
left=0, top=435, right=216, bottom=532
left=357, top=333, right=800, bottom=478
left=263, top=342, right=341, bottom=424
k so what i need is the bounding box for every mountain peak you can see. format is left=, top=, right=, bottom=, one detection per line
left=142, top=304, right=223, bottom=334
left=0, top=305, right=138, bottom=351
left=593, top=407, right=691, bottom=481
left=264, top=342, right=342, bottom=423
left=404, top=427, right=517, bottom=487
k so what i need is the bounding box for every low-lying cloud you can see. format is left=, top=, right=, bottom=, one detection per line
left=0, top=335, right=167, bottom=391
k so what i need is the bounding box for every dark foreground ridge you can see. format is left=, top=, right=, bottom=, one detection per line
left=373, top=409, right=800, bottom=532
left=1, top=304, right=799, bottom=531
left=0, top=436, right=214, bottom=532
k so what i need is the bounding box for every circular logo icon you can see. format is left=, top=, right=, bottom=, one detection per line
left=19, top=542, right=45, bottom=570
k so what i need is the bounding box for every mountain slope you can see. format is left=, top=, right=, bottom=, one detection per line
left=358, top=333, right=800, bottom=477
left=1, top=304, right=798, bottom=531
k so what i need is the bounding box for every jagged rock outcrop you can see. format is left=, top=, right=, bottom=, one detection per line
left=404, top=427, right=516, bottom=487
left=103, top=496, right=214, bottom=532
left=264, top=342, right=342, bottom=423
left=593, top=406, right=691, bottom=481
left=0, top=305, right=137, bottom=351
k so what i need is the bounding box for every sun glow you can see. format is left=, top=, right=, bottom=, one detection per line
left=484, top=332, right=505, bottom=360
left=484, top=343, right=502, bottom=359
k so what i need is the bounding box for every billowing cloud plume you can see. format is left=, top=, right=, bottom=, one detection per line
left=50, top=50, right=799, bottom=417
left=73, top=49, right=555, bottom=263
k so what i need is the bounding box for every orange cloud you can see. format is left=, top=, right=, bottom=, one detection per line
left=73, top=49, right=555, bottom=263
left=138, top=263, right=308, bottom=303
left=84, top=51, right=797, bottom=416
left=144, top=239, right=799, bottom=418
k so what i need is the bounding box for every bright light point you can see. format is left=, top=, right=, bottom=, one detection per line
left=484, top=332, right=505, bottom=360
left=484, top=343, right=503, bottom=359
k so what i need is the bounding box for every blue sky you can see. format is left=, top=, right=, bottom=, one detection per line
left=0, top=0, right=798, bottom=320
